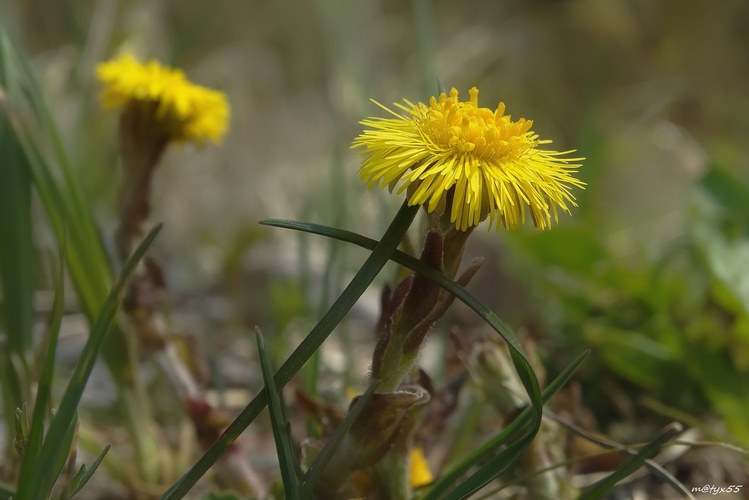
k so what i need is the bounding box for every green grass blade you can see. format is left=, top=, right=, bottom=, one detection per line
left=161, top=202, right=419, bottom=500
left=0, top=480, right=15, bottom=500
left=0, top=22, right=111, bottom=290
left=0, top=22, right=112, bottom=309
left=49, top=412, right=79, bottom=497
left=0, top=24, right=34, bottom=441
left=0, top=22, right=135, bottom=393
left=0, top=44, right=160, bottom=486
left=0, top=15, right=160, bottom=488
left=21, top=224, right=161, bottom=500
left=258, top=219, right=573, bottom=499
left=0, top=107, right=34, bottom=357
left=66, top=465, right=88, bottom=500
left=299, top=381, right=379, bottom=496
left=0, top=103, right=129, bottom=373
left=424, top=350, right=589, bottom=499
left=261, top=220, right=532, bottom=353
left=438, top=352, right=539, bottom=500
left=255, top=326, right=300, bottom=499
left=67, top=444, right=111, bottom=499
left=410, top=0, right=438, bottom=97
left=579, top=423, right=684, bottom=499
left=17, top=230, right=66, bottom=489
left=542, top=411, right=694, bottom=499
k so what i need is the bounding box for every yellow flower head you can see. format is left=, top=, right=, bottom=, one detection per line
left=352, top=87, right=585, bottom=231
left=97, top=53, right=229, bottom=145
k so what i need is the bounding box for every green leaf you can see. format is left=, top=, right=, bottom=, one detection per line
left=256, top=219, right=558, bottom=499
left=423, top=350, right=589, bottom=499
left=201, top=492, right=242, bottom=500
left=259, top=220, right=529, bottom=354
left=542, top=413, right=694, bottom=499
left=441, top=350, right=540, bottom=500
left=64, top=464, right=88, bottom=500
left=585, top=326, right=675, bottom=390
left=0, top=18, right=139, bottom=395
left=13, top=402, right=30, bottom=457
left=17, top=229, right=66, bottom=488
left=255, top=327, right=300, bottom=499
left=48, top=412, right=79, bottom=499
left=0, top=480, right=15, bottom=500
left=0, top=17, right=34, bottom=447
left=700, top=167, right=749, bottom=234
left=161, top=202, right=420, bottom=500
left=692, top=350, right=749, bottom=445
left=695, top=219, right=749, bottom=317
left=66, top=444, right=111, bottom=499
left=20, top=224, right=161, bottom=500
left=0, top=98, right=34, bottom=355
left=510, top=226, right=606, bottom=273
left=0, top=20, right=113, bottom=321
left=579, top=423, right=683, bottom=499
left=299, top=381, right=378, bottom=496
left=0, top=19, right=165, bottom=483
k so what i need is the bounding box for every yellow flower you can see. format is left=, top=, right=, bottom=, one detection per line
left=352, top=87, right=584, bottom=231
left=97, top=53, right=229, bottom=145
left=409, top=446, right=433, bottom=488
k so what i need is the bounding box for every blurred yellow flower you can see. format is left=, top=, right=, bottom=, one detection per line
left=97, top=53, right=229, bottom=145
left=353, top=87, right=584, bottom=231
left=409, top=446, right=433, bottom=488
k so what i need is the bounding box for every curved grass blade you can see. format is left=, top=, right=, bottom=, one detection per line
left=66, top=444, right=111, bottom=499
left=579, top=423, right=683, bottom=499
left=255, top=327, right=300, bottom=499
left=17, top=229, right=66, bottom=489
left=260, top=220, right=530, bottom=352
left=0, top=22, right=112, bottom=318
left=424, top=350, right=589, bottom=499
left=0, top=26, right=142, bottom=421
left=161, top=202, right=419, bottom=500
left=21, top=224, right=162, bottom=500
left=0, top=25, right=34, bottom=455
left=299, top=381, right=379, bottom=496
left=259, top=220, right=567, bottom=498
left=440, top=350, right=540, bottom=500
left=542, top=411, right=694, bottom=499
left=50, top=413, right=79, bottom=497
left=473, top=437, right=693, bottom=500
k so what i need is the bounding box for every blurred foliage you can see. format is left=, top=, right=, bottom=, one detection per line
left=1, top=0, right=749, bottom=497
left=507, top=166, right=749, bottom=445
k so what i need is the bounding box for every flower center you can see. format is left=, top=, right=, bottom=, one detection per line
left=414, top=87, right=536, bottom=161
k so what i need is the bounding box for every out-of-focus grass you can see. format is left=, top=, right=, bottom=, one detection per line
left=1, top=0, right=749, bottom=497
left=9, top=0, right=749, bottom=291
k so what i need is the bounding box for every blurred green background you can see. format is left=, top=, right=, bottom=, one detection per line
left=1, top=0, right=749, bottom=496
